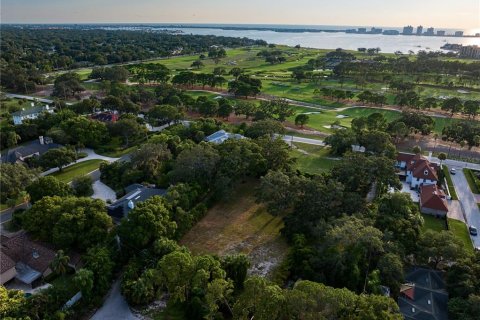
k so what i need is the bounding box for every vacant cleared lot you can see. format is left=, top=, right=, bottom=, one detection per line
left=51, top=159, right=103, bottom=183
left=180, top=181, right=288, bottom=278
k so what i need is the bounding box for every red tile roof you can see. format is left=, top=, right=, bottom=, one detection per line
left=396, top=152, right=416, bottom=163
left=405, top=154, right=439, bottom=181
left=420, top=184, right=448, bottom=212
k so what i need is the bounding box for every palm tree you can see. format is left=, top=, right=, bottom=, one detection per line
left=51, top=250, right=70, bottom=275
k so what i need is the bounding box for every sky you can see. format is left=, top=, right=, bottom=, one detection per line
left=1, top=0, right=479, bottom=30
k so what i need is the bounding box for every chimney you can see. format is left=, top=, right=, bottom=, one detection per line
left=39, top=136, right=44, bottom=145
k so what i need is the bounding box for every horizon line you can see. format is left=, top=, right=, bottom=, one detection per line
left=0, top=22, right=471, bottom=31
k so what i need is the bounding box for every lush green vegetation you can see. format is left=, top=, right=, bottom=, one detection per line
left=443, top=165, right=459, bottom=200
left=463, top=168, right=480, bottom=194
left=290, top=142, right=338, bottom=174
left=422, top=214, right=446, bottom=232
left=447, top=218, right=474, bottom=253
left=51, top=159, right=104, bottom=183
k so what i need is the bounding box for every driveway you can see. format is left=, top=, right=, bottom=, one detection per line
left=41, top=148, right=119, bottom=176
left=450, top=169, right=480, bottom=248
left=90, top=280, right=138, bottom=320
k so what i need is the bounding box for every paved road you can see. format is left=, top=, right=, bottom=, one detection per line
left=450, top=169, right=480, bottom=249
left=90, top=280, right=138, bottom=320
left=5, top=93, right=73, bottom=106
left=279, top=135, right=325, bottom=146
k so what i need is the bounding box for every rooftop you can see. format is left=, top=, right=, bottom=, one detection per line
left=420, top=184, right=449, bottom=212
left=205, top=130, right=244, bottom=144
left=108, top=184, right=167, bottom=220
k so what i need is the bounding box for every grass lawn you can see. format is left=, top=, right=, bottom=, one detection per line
left=447, top=218, right=474, bottom=253
left=463, top=168, right=480, bottom=194
left=94, top=137, right=138, bottom=157
left=291, top=142, right=338, bottom=175
left=51, top=159, right=104, bottom=183
left=180, top=180, right=288, bottom=278
left=421, top=214, right=446, bottom=232
left=442, top=165, right=458, bottom=200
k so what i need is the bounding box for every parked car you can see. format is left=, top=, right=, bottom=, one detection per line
left=469, top=225, right=478, bottom=236
left=450, top=168, right=456, bottom=175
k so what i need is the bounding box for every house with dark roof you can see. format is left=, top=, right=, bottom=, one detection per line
left=91, top=112, right=119, bottom=123
left=396, top=153, right=439, bottom=189
left=398, top=268, right=448, bottom=320
left=0, top=232, right=56, bottom=286
left=107, top=184, right=167, bottom=221
left=420, top=184, right=449, bottom=217
left=205, top=130, right=244, bottom=144
left=12, top=105, right=54, bottom=125
left=1, top=137, right=62, bottom=164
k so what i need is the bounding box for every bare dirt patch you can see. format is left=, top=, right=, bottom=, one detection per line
left=180, top=181, right=288, bottom=278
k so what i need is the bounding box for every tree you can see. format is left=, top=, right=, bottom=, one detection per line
left=222, top=254, right=250, bottom=290
left=228, top=75, right=262, bottom=98
left=234, top=101, right=257, bottom=119
left=191, top=60, right=204, bottom=69
left=23, top=196, right=113, bottom=250
left=51, top=250, right=70, bottom=275
left=244, top=119, right=285, bottom=138
left=417, top=230, right=468, bottom=269
left=198, top=99, right=219, bottom=117
left=442, top=97, right=463, bottom=116
left=255, top=136, right=294, bottom=172
left=130, top=143, right=172, bottom=178
left=52, top=72, right=85, bottom=99
left=0, top=163, right=38, bottom=203
left=438, top=152, right=447, bottom=166
left=218, top=100, right=233, bottom=120
left=111, top=117, right=146, bottom=147
left=324, top=128, right=357, bottom=156
left=375, top=193, right=424, bottom=253
left=26, top=176, right=73, bottom=203
left=61, top=116, right=109, bottom=148
left=294, top=114, right=309, bottom=128
left=72, top=175, right=94, bottom=197
left=118, top=196, right=176, bottom=251
left=378, top=253, right=404, bottom=296
left=147, top=105, right=183, bottom=126
left=40, top=147, right=76, bottom=171
left=73, top=268, right=94, bottom=300
left=169, top=144, right=220, bottom=186
left=463, top=100, right=479, bottom=119
left=0, top=286, right=25, bottom=318
left=256, top=170, right=297, bottom=214
left=412, top=145, right=421, bottom=154
left=84, top=246, right=115, bottom=294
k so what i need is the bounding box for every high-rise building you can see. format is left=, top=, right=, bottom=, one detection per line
left=425, top=27, right=434, bottom=36
left=460, top=45, right=480, bottom=59
left=437, top=30, right=446, bottom=36
left=454, top=31, right=464, bottom=37
left=416, top=26, right=423, bottom=35
left=402, top=25, right=414, bottom=35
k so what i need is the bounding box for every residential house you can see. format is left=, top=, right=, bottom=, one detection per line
left=398, top=268, right=448, bottom=320
left=419, top=184, right=449, bottom=217
left=396, top=153, right=439, bottom=189
left=1, top=137, right=62, bottom=164
left=91, top=112, right=119, bottom=123
left=0, top=232, right=56, bottom=287
left=205, top=130, right=244, bottom=144
left=12, top=105, right=53, bottom=125
left=107, top=184, right=167, bottom=221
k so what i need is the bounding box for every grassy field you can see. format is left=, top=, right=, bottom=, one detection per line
left=442, top=165, right=459, bottom=200
left=51, top=159, right=104, bottom=182
left=180, top=181, right=288, bottom=278
left=447, top=218, right=474, bottom=253
left=291, top=142, right=338, bottom=174
left=421, top=214, right=446, bottom=232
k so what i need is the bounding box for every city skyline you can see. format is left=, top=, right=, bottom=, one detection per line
left=1, top=0, right=479, bottom=31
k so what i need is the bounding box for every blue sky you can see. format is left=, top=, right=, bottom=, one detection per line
left=2, top=0, right=479, bottom=30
